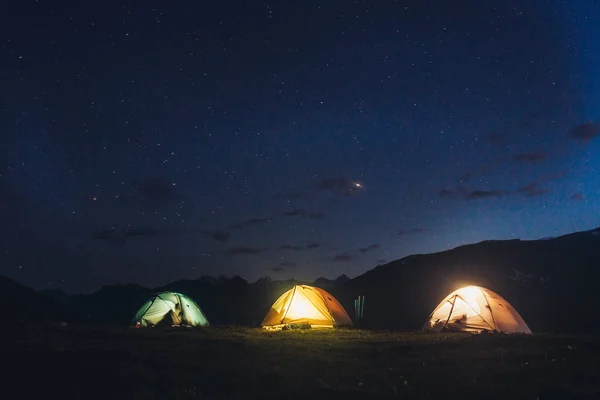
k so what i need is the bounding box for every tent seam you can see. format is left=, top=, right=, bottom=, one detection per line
left=479, top=289, right=498, bottom=331
left=312, top=287, right=336, bottom=324
left=454, top=294, right=495, bottom=331
left=280, top=285, right=296, bottom=324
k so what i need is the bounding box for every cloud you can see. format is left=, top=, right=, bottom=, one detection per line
left=443, top=172, right=562, bottom=202
left=443, top=182, right=551, bottom=201
left=517, top=182, right=548, bottom=197
left=440, top=187, right=510, bottom=201
left=279, top=242, right=321, bottom=251
left=282, top=209, right=306, bottom=217
left=279, top=244, right=302, bottom=251
left=222, top=246, right=266, bottom=255
left=211, top=231, right=231, bottom=243
left=514, top=152, right=548, bottom=163
left=229, top=217, right=271, bottom=229
left=333, top=253, right=353, bottom=262
left=569, top=122, right=600, bottom=142
left=358, top=244, right=380, bottom=253
left=315, top=177, right=363, bottom=196
left=394, top=228, right=426, bottom=237
left=282, top=209, right=326, bottom=220
left=571, top=193, right=585, bottom=201
left=463, top=189, right=506, bottom=200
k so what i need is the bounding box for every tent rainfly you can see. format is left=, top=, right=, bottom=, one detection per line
left=423, top=285, right=531, bottom=334
left=132, top=291, right=209, bottom=328
left=261, top=285, right=352, bottom=330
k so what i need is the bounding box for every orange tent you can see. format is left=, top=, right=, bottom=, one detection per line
left=423, top=285, right=532, bottom=334
left=261, top=285, right=352, bottom=329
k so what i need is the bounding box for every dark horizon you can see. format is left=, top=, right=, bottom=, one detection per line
left=2, top=1, right=599, bottom=293
left=6, top=223, right=596, bottom=296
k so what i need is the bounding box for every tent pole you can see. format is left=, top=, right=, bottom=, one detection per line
left=177, top=293, right=186, bottom=325
left=443, top=295, right=457, bottom=331
left=479, top=290, right=498, bottom=331
left=280, top=285, right=297, bottom=324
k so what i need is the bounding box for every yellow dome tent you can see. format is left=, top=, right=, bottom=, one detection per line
left=261, top=285, right=353, bottom=329
left=423, top=285, right=531, bottom=334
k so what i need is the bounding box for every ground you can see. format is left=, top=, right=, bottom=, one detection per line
left=4, top=325, right=600, bottom=399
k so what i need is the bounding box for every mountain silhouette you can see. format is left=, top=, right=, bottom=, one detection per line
left=340, top=227, right=600, bottom=333
left=314, top=274, right=351, bottom=289
left=3, top=227, right=600, bottom=333
left=0, top=276, right=70, bottom=322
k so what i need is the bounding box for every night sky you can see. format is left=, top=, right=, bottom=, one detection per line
left=2, top=1, right=599, bottom=293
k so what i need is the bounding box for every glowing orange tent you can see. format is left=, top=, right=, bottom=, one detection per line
left=423, top=285, right=532, bottom=334
left=261, top=285, right=353, bottom=329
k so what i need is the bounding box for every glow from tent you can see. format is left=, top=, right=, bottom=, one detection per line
left=459, top=285, right=481, bottom=300
left=285, top=293, right=324, bottom=321
left=456, top=286, right=482, bottom=315
left=448, top=279, right=478, bottom=291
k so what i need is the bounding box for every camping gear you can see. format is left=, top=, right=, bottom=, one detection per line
left=354, top=295, right=365, bottom=326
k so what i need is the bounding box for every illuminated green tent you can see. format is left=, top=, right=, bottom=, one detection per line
left=132, top=292, right=209, bottom=328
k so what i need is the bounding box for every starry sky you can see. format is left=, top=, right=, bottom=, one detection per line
left=1, top=0, right=599, bottom=293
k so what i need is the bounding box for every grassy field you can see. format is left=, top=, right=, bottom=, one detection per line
left=4, top=325, right=600, bottom=399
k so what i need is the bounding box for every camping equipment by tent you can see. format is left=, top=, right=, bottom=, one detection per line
left=132, top=291, right=209, bottom=328
left=423, top=285, right=531, bottom=334
left=261, top=285, right=352, bottom=329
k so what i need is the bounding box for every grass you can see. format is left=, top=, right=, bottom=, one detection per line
left=4, top=324, right=600, bottom=399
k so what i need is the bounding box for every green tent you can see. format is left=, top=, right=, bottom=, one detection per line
left=132, top=292, right=209, bottom=328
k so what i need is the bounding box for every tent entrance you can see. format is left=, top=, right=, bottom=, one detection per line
left=445, top=294, right=495, bottom=332
left=430, top=294, right=495, bottom=333
left=131, top=292, right=210, bottom=328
